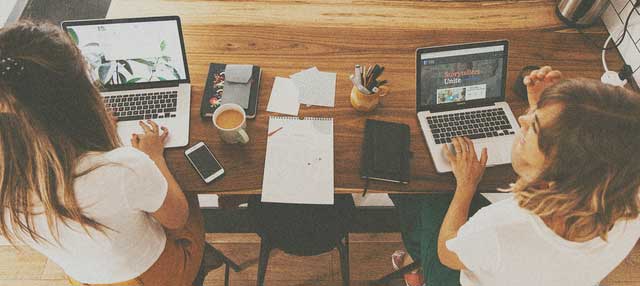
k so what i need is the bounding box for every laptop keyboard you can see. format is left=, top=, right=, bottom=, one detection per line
left=426, top=108, right=516, bottom=145
left=104, top=91, right=178, bottom=122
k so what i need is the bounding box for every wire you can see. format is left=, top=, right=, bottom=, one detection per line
left=577, top=0, right=640, bottom=51
left=602, top=35, right=613, bottom=72
left=607, top=1, right=640, bottom=50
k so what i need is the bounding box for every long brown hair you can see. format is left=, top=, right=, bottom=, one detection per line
left=514, top=79, right=640, bottom=241
left=0, top=21, right=121, bottom=245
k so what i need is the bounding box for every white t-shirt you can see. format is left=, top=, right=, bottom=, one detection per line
left=446, top=197, right=640, bottom=286
left=4, top=147, right=168, bottom=284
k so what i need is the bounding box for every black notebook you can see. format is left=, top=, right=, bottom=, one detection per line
left=360, top=119, right=410, bottom=184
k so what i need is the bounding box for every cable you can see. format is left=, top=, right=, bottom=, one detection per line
left=601, top=33, right=629, bottom=86
left=597, top=1, right=640, bottom=86
left=578, top=0, right=640, bottom=51
left=602, top=35, right=612, bottom=72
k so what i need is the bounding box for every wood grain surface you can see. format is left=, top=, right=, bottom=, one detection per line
left=107, top=0, right=625, bottom=194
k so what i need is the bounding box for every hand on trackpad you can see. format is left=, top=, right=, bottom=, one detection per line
left=442, top=142, right=488, bottom=160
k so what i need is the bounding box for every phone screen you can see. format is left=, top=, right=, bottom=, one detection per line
left=186, top=145, right=222, bottom=179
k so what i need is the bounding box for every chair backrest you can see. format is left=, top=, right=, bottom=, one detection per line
left=248, top=195, right=355, bottom=256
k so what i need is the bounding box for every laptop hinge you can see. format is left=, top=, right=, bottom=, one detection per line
left=427, top=99, right=498, bottom=113
left=101, top=80, right=181, bottom=92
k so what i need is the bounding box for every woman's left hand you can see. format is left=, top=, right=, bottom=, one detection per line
left=443, top=137, right=488, bottom=193
left=131, top=120, right=169, bottom=161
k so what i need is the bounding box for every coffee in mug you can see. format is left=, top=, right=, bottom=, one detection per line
left=215, top=109, right=244, bottom=129
left=212, top=103, right=250, bottom=144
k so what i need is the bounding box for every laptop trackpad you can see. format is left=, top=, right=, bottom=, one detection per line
left=480, top=141, right=510, bottom=166
left=444, top=141, right=508, bottom=165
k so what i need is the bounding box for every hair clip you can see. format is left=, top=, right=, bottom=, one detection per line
left=0, top=57, right=26, bottom=80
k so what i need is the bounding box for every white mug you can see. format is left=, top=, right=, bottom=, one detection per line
left=212, top=103, right=250, bottom=144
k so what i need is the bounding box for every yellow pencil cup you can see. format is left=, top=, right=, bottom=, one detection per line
left=350, top=85, right=389, bottom=112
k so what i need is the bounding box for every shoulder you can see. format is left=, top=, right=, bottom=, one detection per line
left=462, top=197, right=531, bottom=235
left=75, top=147, right=156, bottom=180
left=102, top=147, right=152, bottom=164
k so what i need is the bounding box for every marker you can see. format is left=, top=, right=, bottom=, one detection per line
left=350, top=74, right=372, bottom=94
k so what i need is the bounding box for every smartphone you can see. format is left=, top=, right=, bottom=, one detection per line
left=184, top=142, right=224, bottom=183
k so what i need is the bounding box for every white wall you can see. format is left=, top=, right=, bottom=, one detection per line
left=602, top=0, right=640, bottom=84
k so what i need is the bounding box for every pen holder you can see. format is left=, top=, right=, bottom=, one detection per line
left=350, top=85, right=389, bottom=112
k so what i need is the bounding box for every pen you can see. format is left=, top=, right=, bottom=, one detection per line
left=367, top=79, right=378, bottom=92
left=268, top=126, right=284, bottom=137
left=362, top=65, right=368, bottom=87
left=370, top=64, right=382, bottom=83
left=377, top=66, right=385, bottom=79
left=362, top=178, right=369, bottom=197
left=355, top=64, right=363, bottom=87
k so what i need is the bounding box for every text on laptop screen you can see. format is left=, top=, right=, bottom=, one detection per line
left=419, top=45, right=505, bottom=107
left=66, top=20, right=187, bottom=86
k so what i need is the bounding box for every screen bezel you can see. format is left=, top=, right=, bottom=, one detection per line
left=184, top=142, right=224, bottom=183
left=416, top=40, right=509, bottom=113
left=61, top=16, right=190, bottom=92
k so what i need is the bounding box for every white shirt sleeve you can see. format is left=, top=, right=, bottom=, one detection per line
left=118, top=148, right=168, bottom=213
left=446, top=207, right=501, bottom=274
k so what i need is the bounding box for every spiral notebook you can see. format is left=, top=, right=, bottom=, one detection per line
left=261, top=116, right=334, bottom=205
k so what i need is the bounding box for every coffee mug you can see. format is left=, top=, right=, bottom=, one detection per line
left=212, top=103, right=250, bottom=144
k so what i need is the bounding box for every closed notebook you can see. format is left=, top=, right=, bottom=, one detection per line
left=360, top=119, right=410, bottom=184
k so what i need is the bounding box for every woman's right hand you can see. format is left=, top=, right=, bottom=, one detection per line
left=523, top=66, right=563, bottom=109
left=131, top=120, right=169, bottom=161
left=443, top=137, right=488, bottom=196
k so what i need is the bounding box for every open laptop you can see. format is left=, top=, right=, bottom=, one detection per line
left=62, top=16, right=191, bottom=148
left=416, top=40, right=520, bottom=173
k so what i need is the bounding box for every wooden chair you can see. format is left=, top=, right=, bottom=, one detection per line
left=193, top=243, right=241, bottom=286
left=248, top=195, right=355, bottom=286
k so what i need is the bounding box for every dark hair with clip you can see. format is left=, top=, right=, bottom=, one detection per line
left=0, top=21, right=121, bottom=245
left=0, top=57, right=25, bottom=80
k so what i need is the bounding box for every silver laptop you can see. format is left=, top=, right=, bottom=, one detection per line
left=416, top=40, right=519, bottom=173
left=62, top=16, right=191, bottom=148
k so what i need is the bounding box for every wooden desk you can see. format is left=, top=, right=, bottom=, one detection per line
left=108, top=1, right=624, bottom=194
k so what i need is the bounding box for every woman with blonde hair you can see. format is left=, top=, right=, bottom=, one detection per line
left=392, top=66, right=640, bottom=286
left=0, top=21, right=216, bottom=285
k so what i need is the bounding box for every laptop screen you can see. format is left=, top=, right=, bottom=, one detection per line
left=417, top=42, right=507, bottom=110
left=64, top=18, right=188, bottom=88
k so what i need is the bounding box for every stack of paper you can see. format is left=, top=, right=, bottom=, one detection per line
left=266, top=67, right=336, bottom=116
left=290, top=67, right=337, bottom=107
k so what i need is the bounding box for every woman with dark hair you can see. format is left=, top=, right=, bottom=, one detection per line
left=393, top=66, right=640, bottom=286
left=0, top=21, right=214, bottom=285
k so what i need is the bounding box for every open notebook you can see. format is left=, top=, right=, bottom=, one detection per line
left=261, top=116, right=334, bottom=205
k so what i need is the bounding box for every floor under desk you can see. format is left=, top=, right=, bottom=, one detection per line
left=1, top=232, right=638, bottom=286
